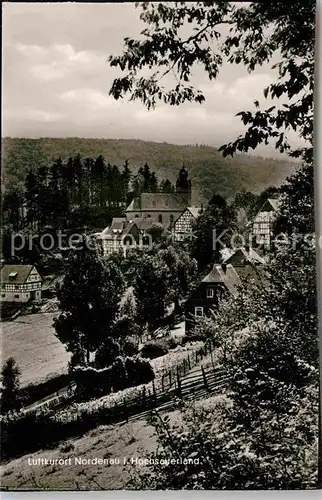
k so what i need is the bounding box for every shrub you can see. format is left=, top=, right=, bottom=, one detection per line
left=74, top=356, right=154, bottom=401
left=18, top=373, right=72, bottom=407
left=121, top=336, right=139, bottom=357
left=125, top=357, right=155, bottom=385
left=1, top=358, right=21, bottom=413
left=95, top=339, right=121, bottom=369
left=68, top=348, right=86, bottom=371
left=139, top=343, right=168, bottom=359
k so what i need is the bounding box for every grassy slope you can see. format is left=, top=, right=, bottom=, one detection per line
left=0, top=394, right=223, bottom=490
left=2, top=137, right=296, bottom=204
left=1, top=313, right=70, bottom=386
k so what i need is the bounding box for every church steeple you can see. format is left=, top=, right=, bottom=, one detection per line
left=176, top=164, right=191, bottom=206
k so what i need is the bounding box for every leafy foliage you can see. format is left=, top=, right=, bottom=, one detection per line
left=133, top=253, right=172, bottom=328
left=190, top=194, right=235, bottom=268
left=1, top=358, right=21, bottom=413
left=54, top=240, right=125, bottom=363
left=109, top=1, right=314, bottom=163
left=74, top=355, right=154, bottom=400
left=2, top=138, right=295, bottom=207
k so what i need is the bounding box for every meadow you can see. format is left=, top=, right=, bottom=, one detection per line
left=1, top=313, right=70, bottom=386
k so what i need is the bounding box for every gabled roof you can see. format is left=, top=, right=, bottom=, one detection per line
left=99, top=218, right=140, bottom=240
left=223, top=247, right=265, bottom=266
left=126, top=193, right=186, bottom=212
left=198, top=261, right=265, bottom=297
left=99, top=216, right=155, bottom=239
left=267, top=198, right=281, bottom=211
left=235, top=264, right=266, bottom=285
left=187, top=206, right=202, bottom=218
left=257, top=197, right=281, bottom=214
left=1, top=264, right=39, bottom=284
left=130, top=217, right=154, bottom=231
left=202, top=264, right=241, bottom=295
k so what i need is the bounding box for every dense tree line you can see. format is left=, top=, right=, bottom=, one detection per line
left=2, top=155, right=175, bottom=235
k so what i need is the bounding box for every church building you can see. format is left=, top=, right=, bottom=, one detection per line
left=125, top=166, right=192, bottom=228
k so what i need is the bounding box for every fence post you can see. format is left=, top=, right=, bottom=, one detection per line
left=201, top=365, right=210, bottom=393
left=123, top=398, right=128, bottom=423
left=152, top=380, right=157, bottom=406
left=210, top=346, right=215, bottom=372
left=188, top=354, right=191, bottom=370
left=142, top=386, right=146, bottom=408
left=161, top=374, right=165, bottom=393
left=169, top=370, right=172, bottom=387
left=176, top=368, right=182, bottom=399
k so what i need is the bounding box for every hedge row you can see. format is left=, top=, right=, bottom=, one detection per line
left=74, top=356, right=154, bottom=400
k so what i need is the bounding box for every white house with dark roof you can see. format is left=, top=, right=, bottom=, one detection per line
left=1, top=264, right=42, bottom=303
left=98, top=217, right=154, bottom=256
left=125, top=166, right=192, bottom=228
left=173, top=206, right=202, bottom=242
left=252, top=197, right=281, bottom=248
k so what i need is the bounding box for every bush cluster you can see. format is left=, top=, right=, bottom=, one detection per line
left=140, top=336, right=180, bottom=359
left=18, top=373, right=72, bottom=408
left=74, top=356, right=154, bottom=400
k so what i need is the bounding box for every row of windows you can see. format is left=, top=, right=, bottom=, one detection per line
left=133, top=214, right=175, bottom=223
left=175, top=222, right=193, bottom=231
left=2, top=283, right=41, bottom=291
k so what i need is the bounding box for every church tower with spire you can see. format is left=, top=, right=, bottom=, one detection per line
left=175, top=164, right=191, bottom=206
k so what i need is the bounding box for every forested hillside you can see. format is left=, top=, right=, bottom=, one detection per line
left=2, top=138, right=296, bottom=204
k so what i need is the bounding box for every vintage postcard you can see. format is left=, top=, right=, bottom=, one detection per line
left=1, top=0, right=320, bottom=491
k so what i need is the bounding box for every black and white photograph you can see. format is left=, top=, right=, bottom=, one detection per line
left=1, top=0, right=320, bottom=491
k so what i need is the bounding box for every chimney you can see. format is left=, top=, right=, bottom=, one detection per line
left=221, top=263, right=227, bottom=272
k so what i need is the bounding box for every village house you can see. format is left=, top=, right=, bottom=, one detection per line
left=184, top=248, right=265, bottom=333
left=1, top=264, right=42, bottom=303
left=125, top=166, right=192, bottom=228
left=98, top=217, right=154, bottom=257
left=173, top=206, right=202, bottom=242
left=252, top=198, right=281, bottom=249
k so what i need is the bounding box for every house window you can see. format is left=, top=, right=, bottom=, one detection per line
left=170, top=214, right=174, bottom=224
left=2, top=294, right=5, bottom=298
left=207, top=288, right=214, bottom=298
left=14, top=294, right=20, bottom=299
left=195, top=306, right=204, bottom=317
left=158, top=214, right=163, bottom=223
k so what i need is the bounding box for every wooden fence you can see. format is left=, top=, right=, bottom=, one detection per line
left=23, top=339, right=229, bottom=428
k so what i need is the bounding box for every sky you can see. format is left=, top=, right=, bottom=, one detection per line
left=2, top=2, right=303, bottom=157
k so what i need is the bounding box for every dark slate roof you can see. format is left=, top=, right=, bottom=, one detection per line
left=99, top=218, right=149, bottom=241
left=202, top=264, right=241, bottom=295
left=202, top=262, right=266, bottom=295
left=223, top=248, right=265, bottom=266
left=236, top=264, right=267, bottom=285
left=126, top=193, right=186, bottom=212
left=1, top=264, right=38, bottom=284
left=99, top=216, right=155, bottom=240
left=130, top=217, right=154, bottom=231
